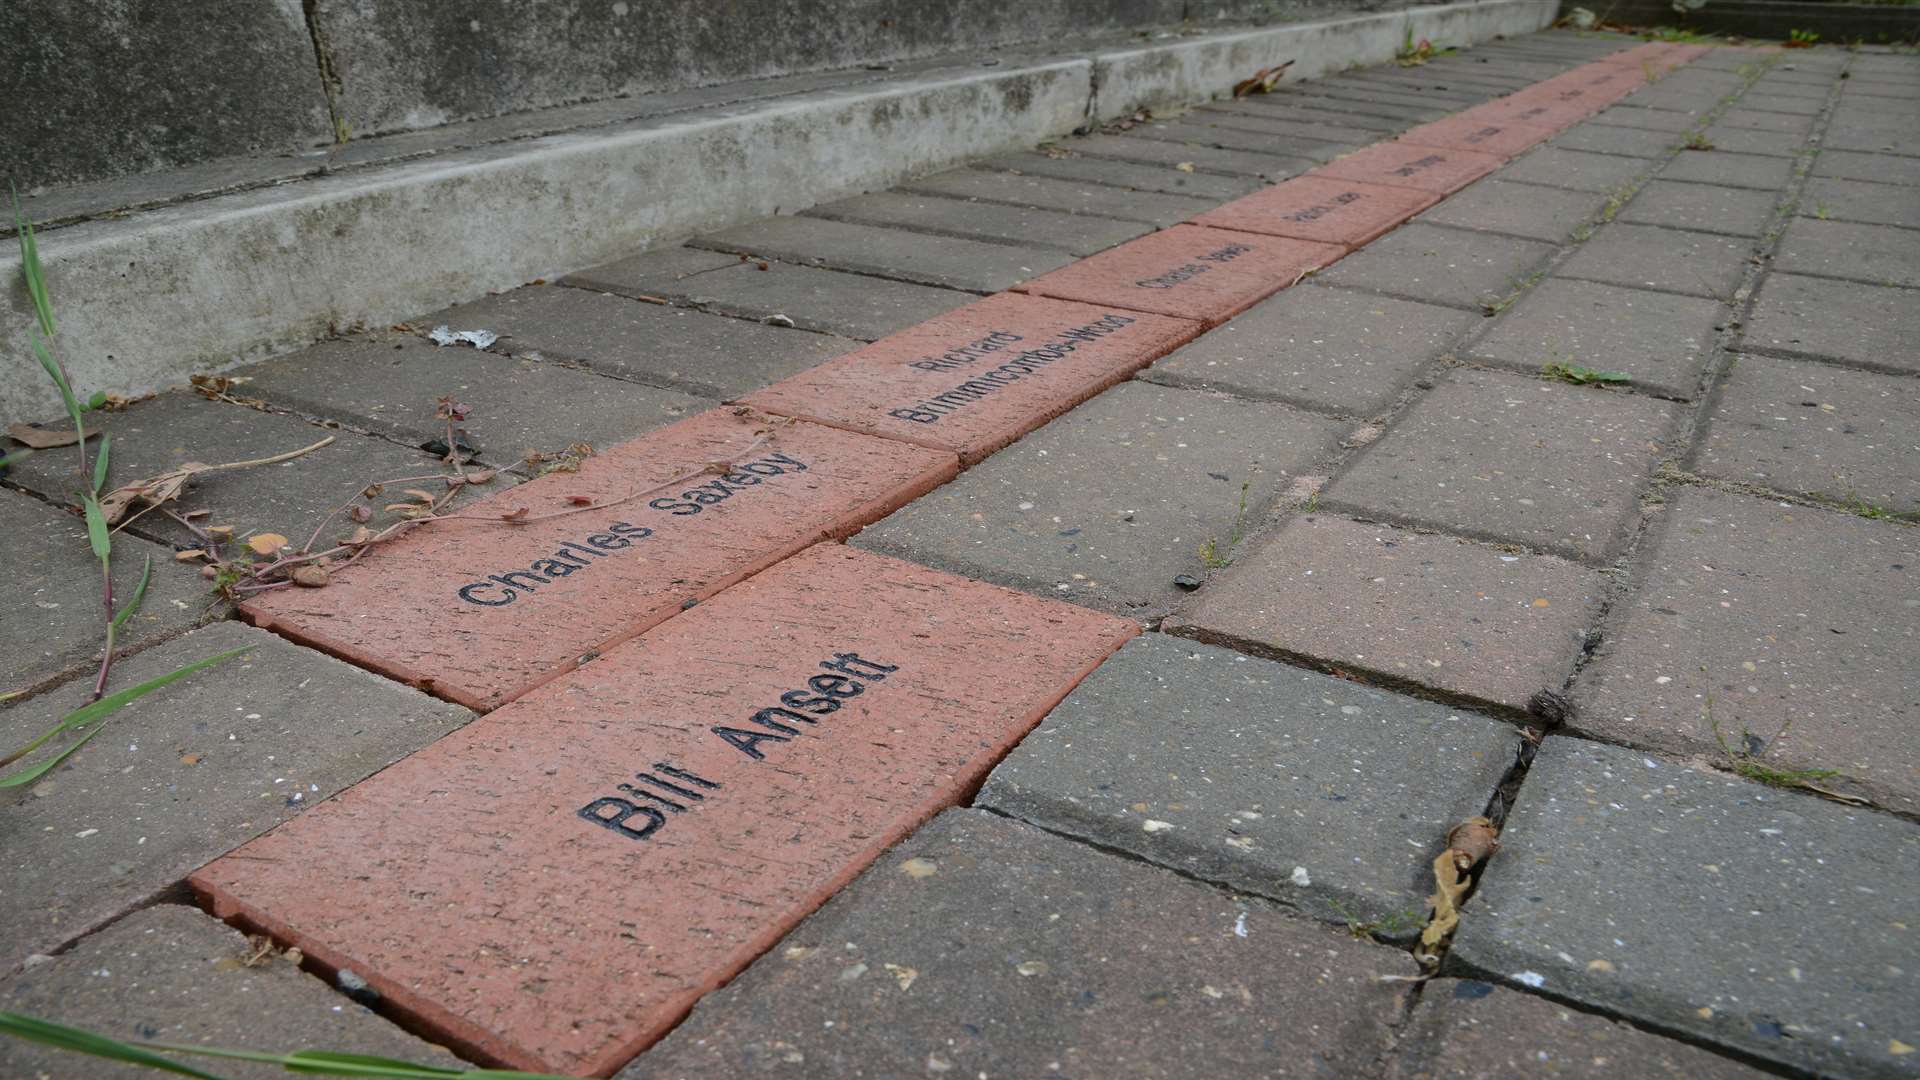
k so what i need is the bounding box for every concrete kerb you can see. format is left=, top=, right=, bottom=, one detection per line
left=2, top=0, right=1559, bottom=423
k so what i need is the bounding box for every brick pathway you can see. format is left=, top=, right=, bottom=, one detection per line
left=5, top=30, right=1917, bottom=1080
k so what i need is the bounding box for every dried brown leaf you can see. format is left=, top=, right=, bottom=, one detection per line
left=6, top=422, right=93, bottom=449
left=290, top=564, right=331, bottom=588
left=247, top=533, right=289, bottom=556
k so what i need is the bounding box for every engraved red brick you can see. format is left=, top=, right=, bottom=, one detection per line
left=1496, top=66, right=1648, bottom=120
left=1011, top=224, right=1344, bottom=326
left=1455, top=94, right=1593, bottom=131
left=1307, top=142, right=1505, bottom=196
left=194, top=544, right=1137, bottom=1076
left=1190, top=176, right=1438, bottom=248
left=241, top=410, right=956, bottom=711
left=738, top=292, right=1200, bottom=465
left=1394, top=114, right=1558, bottom=160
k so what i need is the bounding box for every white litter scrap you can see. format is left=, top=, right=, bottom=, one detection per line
left=429, top=325, right=498, bottom=349
left=1513, top=970, right=1546, bottom=988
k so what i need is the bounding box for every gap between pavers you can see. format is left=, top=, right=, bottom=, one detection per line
left=194, top=544, right=1137, bottom=1075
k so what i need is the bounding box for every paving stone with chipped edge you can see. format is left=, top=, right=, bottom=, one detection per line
left=0, top=622, right=472, bottom=972
left=1413, top=179, right=1608, bottom=243
left=802, top=190, right=1153, bottom=257
left=6, top=487, right=208, bottom=698
left=416, top=283, right=858, bottom=398
left=1323, top=367, right=1680, bottom=562
left=1773, top=216, right=1920, bottom=288
left=1013, top=224, right=1342, bottom=326
left=0, top=905, right=466, bottom=1079
left=897, top=166, right=1221, bottom=226
left=1570, top=487, right=1920, bottom=813
left=1746, top=272, right=1920, bottom=373
left=1557, top=222, right=1754, bottom=300
left=1694, top=352, right=1920, bottom=512
left=565, top=255, right=970, bottom=343
left=692, top=214, right=1075, bottom=293
left=850, top=380, right=1344, bottom=618
left=977, top=634, right=1516, bottom=930
left=1316, top=223, right=1557, bottom=312
left=1143, top=283, right=1481, bottom=417
left=196, top=546, right=1137, bottom=1075
left=982, top=151, right=1265, bottom=200
left=620, top=808, right=1420, bottom=1080
left=1167, top=514, right=1608, bottom=716
left=1468, top=278, right=1723, bottom=398
left=740, top=292, right=1199, bottom=465
left=1389, top=981, right=1776, bottom=1079
left=1453, top=737, right=1920, bottom=1080
left=240, top=409, right=956, bottom=711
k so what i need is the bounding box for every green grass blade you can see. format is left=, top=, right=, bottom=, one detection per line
left=0, top=1012, right=227, bottom=1079
left=151, top=1045, right=569, bottom=1078
left=0, top=645, right=249, bottom=787
left=0, top=447, right=30, bottom=469
left=28, top=329, right=81, bottom=425
left=92, top=433, right=111, bottom=493
left=111, top=554, right=154, bottom=631
left=83, top=494, right=111, bottom=562
left=11, top=188, right=56, bottom=339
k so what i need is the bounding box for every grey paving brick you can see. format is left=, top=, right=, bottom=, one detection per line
left=1557, top=222, right=1754, bottom=300
left=1718, top=107, right=1816, bottom=135
left=1469, top=279, right=1722, bottom=398
left=1657, top=148, right=1796, bottom=190
left=1130, top=119, right=1353, bottom=164
left=1332, top=75, right=1494, bottom=104
left=978, top=634, right=1517, bottom=931
left=1454, top=737, right=1920, bottom=1079
left=851, top=380, right=1343, bottom=619
left=693, top=213, right=1075, bottom=293
left=5, top=391, right=467, bottom=552
left=1414, top=179, right=1607, bottom=243
left=1827, top=114, right=1920, bottom=156
left=1323, top=367, right=1680, bottom=562
left=897, top=166, right=1220, bottom=227
left=1170, top=513, right=1608, bottom=715
left=1812, top=148, right=1920, bottom=185
left=1737, top=91, right=1825, bottom=116
left=983, top=151, right=1264, bottom=200
left=1143, top=283, right=1481, bottom=416
left=1621, top=81, right=1747, bottom=114
left=1188, top=109, right=1397, bottom=146
left=1750, top=74, right=1831, bottom=96
left=1317, top=223, right=1558, bottom=312
left=1747, top=272, right=1920, bottom=372
left=0, top=905, right=463, bottom=1077
left=420, top=282, right=856, bottom=399
left=545, top=245, right=738, bottom=294
left=1592, top=105, right=1706, bottom=133
left=1390, top=981, right=1776, bottom=1079
left=625, top=809, right=1418, bottom=1080
left=1698, top=122, right=1805, bottom=157
left=1062, top=132, right=1316, bottom=179
left=1198, top=99, right=1405, bottom=133
left=231, top=331, right=708, bottom=455
left=4, top=488, right=208, bottom=698
left=567, top=255, right=967, bottom=343
left=1696, top=353, right=1920, bottom=511
left=1498, top=147, right=1648, bottom=194
left=1774, top=215, right=1920, bottom=287
left=1255, top=90, right=1451, bottom=125
left=1572, top=487, right=1920, bottom=811
left=1550, top=123, right=1681, bottom=159
left=1617, top=178, right=1781, bottom=237
left=1798, top=175, right=1920, bottom=229
left=0, top=622, right=472, bottom=970
left=803, top=190, right=1152, bottom=257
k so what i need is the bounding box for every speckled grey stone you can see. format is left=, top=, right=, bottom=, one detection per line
left=1549, top=123, right=1679, bottom=159
left=0, top=623, right=472, bottom=971
left=1317, top=224, right=1557, bottom=312
left=1323, top=367, right=1680, bottom=562
left=1658, top=149, right=1795, bottom=191
left=1414, top=179, right=1608, bottom=244
left=620, top=809, right=1419, bottom=1080
left=1062, top=132, right=1316, bottom=180
left=1557, top=223, right=1754, bottom=300
left=1811, top=149, right=1920, bottom=186
left=693, top=213, right=1076, bottom=293
left=1468, top=278, right=1723, bottom=398
left=1454, top=737, right=1920, bottom=1080
left=1617, top=179, right=1780, bottom=237
left=1143, top=283, right=1480, bottom=416
left=1570, top=487, right=1920, bottom=813
left=1498, top=147, right=1648, bottom=194
left=1774, top=216, right=1920, bottom=288
left=1746, top=273, right=1920, bottom=372
left=898, top=166, right=1221, bottom=226
left=0, top=905, right=463, bottom=1077
left=851, top=380, right=1343, bottom=619
left=978, top=634, right=1518, bottom=931
left=803, top=190, right=1152, bottom=256
left=1798, top=176, right=1920, bottom=229
left=1694, top=353, right=1920, bottom=511
left=982, top=151, right=1264, bottom=201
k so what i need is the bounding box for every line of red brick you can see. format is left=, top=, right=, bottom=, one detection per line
left=207, top=39, right=1709, bottom=1076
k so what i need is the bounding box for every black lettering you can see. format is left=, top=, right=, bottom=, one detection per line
left=490, top=570, right=548, bottom=592
left=608, top=521, right=652, bottom=537
left=654, top=763, right=720, bottom=789
left=584, top=533, right=628, bottom=551
left=458, top=582, right=515, bottom=606
left=579, top=797, right=665, bottom=840
left=630, top=772, right=709, bottom=801
left=618, top=782, right=686, bottom=812
left=807, top=674, right=863, bottom=699
left=738, top=462, right=784, bottom=477
left=762, top=453, right=808, bottom=472
left=649, top=497, right=702, bottom=515
left=750, top=706, right=814, bottom=732
left=712, top=725, right=792, bottom=760
left=781, top=690, right=842, bottom=715
left=560, top=540, right=608, bottom=559
left=532, top=558, right=577, bottom=578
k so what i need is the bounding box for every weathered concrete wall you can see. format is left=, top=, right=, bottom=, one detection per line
left=1557, top=0, right=1918, bottom=43
left=2, top=0, right=334, bottom=190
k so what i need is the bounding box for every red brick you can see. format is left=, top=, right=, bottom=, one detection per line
left=1501, top=65, right=1648, bottom=119
left=1454, top=95, right=1592, bottom=131
left=1011, top=224, right=1343, bottom=326
left=1394, top=114, right=1558, bottom=160
left=1307, top=141, right=1505, bottom=196
left=195, top=544, right=1136, bottom=1076
left=1190, top=176, right=1438, bottom=248
left=738, top=292, right=1200, bottom=465
left=241, top=410, right=956, bottom=712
